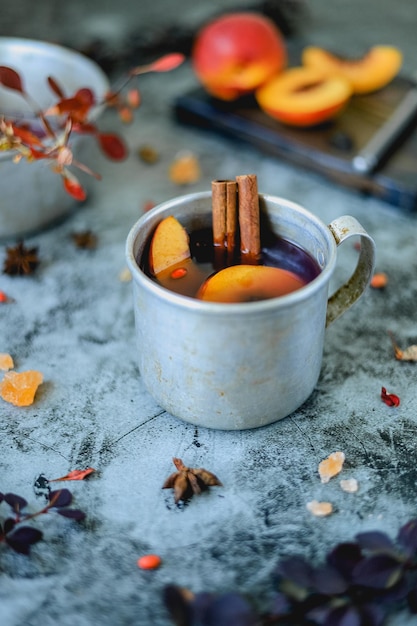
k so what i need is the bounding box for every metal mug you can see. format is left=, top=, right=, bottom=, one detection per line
left=126, top=191, right=375, bottom=430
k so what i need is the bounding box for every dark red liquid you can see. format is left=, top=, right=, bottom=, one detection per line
left=190, top=226, right=320, bottom=279
left=142, top=225, right=321, bottom=300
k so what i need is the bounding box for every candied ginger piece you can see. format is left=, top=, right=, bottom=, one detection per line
left=0, top=370, right=43, bottom=406
left=340, top=478, right=359, bottom=493
left=318, top=451, right=345, bottom=483
left=0, top=353, right=14, bottom=371
left=306, top=500, right=333, bottom=517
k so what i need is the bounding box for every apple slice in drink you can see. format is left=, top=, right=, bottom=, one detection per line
left=197, top=264, right=305, bottom=303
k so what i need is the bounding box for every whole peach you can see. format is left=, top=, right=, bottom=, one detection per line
left=192, top=12, right=287, bottom=100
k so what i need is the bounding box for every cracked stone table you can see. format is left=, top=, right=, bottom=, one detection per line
left=1, top=4, right=417, bottom=623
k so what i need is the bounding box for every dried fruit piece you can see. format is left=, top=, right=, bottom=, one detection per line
left=168, top=151, right=201, bottom=185
left=306, top=500, right=333, bottom=517
left=370, top=272, right=388, bottom=289
left=0, top=353, right=14, bottom=371
left=389, top=333, right=417, bottom=362
left=381, top=386, right=400, bottom=407
left=162, top=457, right=222, bottom=503
left=0, top=370, right=44, bottom=406
left=137, top=554, right=162, bottom=570
left=340, top=478, right=359, bottom=493
left=318, top=451, right=345, bottom=483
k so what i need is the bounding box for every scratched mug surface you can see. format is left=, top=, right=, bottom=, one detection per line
left=126, top=191, right=375, bottom=430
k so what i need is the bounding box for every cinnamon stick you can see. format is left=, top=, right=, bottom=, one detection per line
left=236, top=174, right=261, bottom=264
left=225, top=180, right=237, bottom=261
left=211, top=179, right=237, bottom=267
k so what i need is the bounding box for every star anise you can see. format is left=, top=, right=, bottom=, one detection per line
left=3, top=241, right=40, bottom=275
left=162, top=457, right=222, bottom=503
left=71, top=230, right=98, bottom=249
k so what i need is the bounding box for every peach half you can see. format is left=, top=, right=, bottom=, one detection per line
left=148, top=216, right=207, bottom=297
left=255, top=66, right=352, bottom=126
left=302, top=45, right=403, bottom=94
left=191, top=12, right=287, bottom=101
left=197, top=264, right=306, bottom=303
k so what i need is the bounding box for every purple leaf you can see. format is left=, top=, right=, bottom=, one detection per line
left=352, top=554, right=403, bottom=589
left=268, top=591, right=291, bottom=617
left=4, top=517, right=16, bottom=534
left=397, top=519, right=417, bottom=554
left=0, top=492, right=4, bottom=502
left=6, top=526, right=43, bottom=554
left=204, top=593, right=257, bottom=626
left=407, top=586, right=417, bottom=613
left=56, top=508, right=86, bottom=521
left=5, top=493, right=28, bottom=513
left=324, top=604, right=385, bottom=626
left=313, top=564, right=348, bottom=595
left=327, top=542, right=363, bottom=579
left=356, top=531, right=396, bottom=553
left=324, top=605, right=361, bottom=626
left=163, top=584, right=194, bottom=626
left=49, top=489, right=72, bottom=508
left=275, top=556, right=314, bottom=588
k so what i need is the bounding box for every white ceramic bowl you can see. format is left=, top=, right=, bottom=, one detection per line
left=0, top=37, right=110, bottom=240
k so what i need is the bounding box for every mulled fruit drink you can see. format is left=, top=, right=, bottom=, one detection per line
left=126, top=183, right=376, bottom=429
left=145, top=175, right=320, bottom=302
left=145, top=224, right=320, bottom=301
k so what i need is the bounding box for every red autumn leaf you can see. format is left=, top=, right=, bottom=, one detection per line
left=49, top=467, right=96, bottom=482
left=29, top=147, right=49, bottom=160
left=130, top=53, right=185, bottom=77
left=47, top=76, right=66, bottom=98
left=12, top=125, right=44, bottom=147
left=381, top=386, right=400, bottom=407
left=49, top=97, right=88, bottom=116
left=98, top=133, right=127, bottom=160
left=74, top=87, right=96, bottom=107
left=147, top=52, right=185, bottom=73
left=71, top=121, right=97, bottom=135
left=63, top=176, right=87, bottom=201
left=0, top=66, right=24, bottom=93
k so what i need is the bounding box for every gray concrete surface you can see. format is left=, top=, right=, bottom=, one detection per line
left=1, top=1, right=417, bottom=624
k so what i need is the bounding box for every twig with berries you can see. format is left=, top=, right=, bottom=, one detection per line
left=0, top=52, right=184, bottom=201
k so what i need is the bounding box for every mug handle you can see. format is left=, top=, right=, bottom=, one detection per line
left=326, top=215, right=376, bottom=327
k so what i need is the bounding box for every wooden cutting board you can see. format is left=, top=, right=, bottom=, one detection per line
left=174, top=75, right=417, bottom=211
